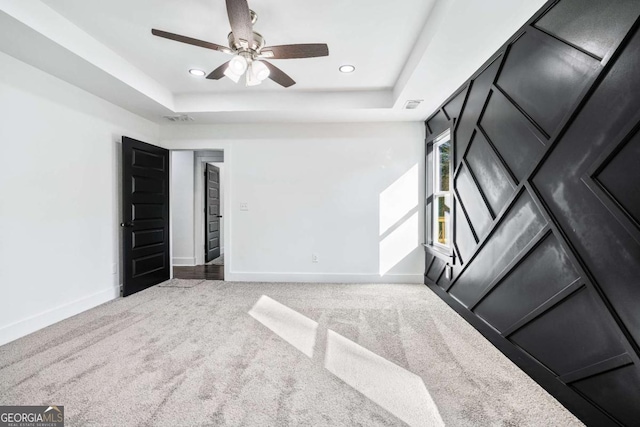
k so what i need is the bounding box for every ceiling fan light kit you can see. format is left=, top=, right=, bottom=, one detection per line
left=223, top=65, right=241, bottom=83
left=152, top=0, right=329, bottom=88
left=228, top=54, right=249, bottom=75
left=250, top=61, right=270, bottom=81
left=245, top=64, right=261, bottom=87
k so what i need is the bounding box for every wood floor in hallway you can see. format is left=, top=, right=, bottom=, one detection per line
left=173, top=264, right=224, bottom=280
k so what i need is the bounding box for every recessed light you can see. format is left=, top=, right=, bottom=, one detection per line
left=339, top=65, right=355, bottom=73
left=189, top=69, right=206, bottom=77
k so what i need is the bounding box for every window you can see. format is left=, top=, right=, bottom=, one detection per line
left=433, top=130, right=452, bottom=249
left=425, top=128, right=453, bottom=263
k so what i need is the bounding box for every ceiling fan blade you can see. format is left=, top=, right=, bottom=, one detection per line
left=151, top=29, right=232, bottom=54
left=260, top=44, right=329, bottom=59
left=262, top=61, right=296, bottom=88
left=207, top=62, right=230, bottom=80
left=226, top=0, right=253, bottom=47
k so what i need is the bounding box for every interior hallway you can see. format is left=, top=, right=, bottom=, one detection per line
left=0, top=281, right=580, bottom=426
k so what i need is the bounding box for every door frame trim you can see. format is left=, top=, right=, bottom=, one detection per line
left=164, top=142, right=232, bottom=281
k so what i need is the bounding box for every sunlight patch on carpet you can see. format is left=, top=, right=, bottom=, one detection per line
left=248, top=295, right=444, bottom=427
left=325, top=329, right=444, bottom=427
left=249, top=295, right=318, bottom=358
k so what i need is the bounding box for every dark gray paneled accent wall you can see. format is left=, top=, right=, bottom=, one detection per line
left=423, top=0, right=640, bottom=425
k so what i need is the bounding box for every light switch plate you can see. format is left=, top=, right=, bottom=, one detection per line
left=240, top=202, right=248, bottom=211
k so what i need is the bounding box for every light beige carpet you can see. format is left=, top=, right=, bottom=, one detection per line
left=0, top=281, right=582, bottom=426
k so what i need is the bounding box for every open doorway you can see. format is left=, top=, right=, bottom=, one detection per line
left=170, top=150, right=225, bottom=281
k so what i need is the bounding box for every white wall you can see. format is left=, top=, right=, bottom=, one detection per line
left=170, top=151, right=195, bottom=266
left=0, top=51, right=158, bottom=345
left=160, top=122, right=426, bottom=283
left=0, top=53, right=425, bottom=346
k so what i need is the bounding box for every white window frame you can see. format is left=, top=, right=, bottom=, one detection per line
left=432, top=129, right=452, bottom=251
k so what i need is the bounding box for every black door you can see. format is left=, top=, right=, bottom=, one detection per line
left=205, top=164, right=221, bottom=263
left=121, top=137, right=170, bottom=297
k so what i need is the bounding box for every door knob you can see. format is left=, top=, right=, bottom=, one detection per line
left=217, top=215, right=223, bottom=218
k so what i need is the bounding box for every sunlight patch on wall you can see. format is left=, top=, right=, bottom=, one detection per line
left=325, top=330, right=445, bottom=427
left=379, top=164, right=419, bottom=235
left=379, top=211, right=420, bottom=275
left=248, top=295, right=318, bottom=357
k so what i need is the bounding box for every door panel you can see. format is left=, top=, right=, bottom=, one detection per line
left=205, top=164, right=221, bottom=263
left=122, top=137, right=170, bottom=296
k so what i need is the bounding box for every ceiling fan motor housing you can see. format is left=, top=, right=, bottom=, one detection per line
left=228, top=31, right=265, bottom=54
left=227, top=10, right=264, bottom=55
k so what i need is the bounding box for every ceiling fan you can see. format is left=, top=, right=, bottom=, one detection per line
left=151, top=0, right=329, bottom=88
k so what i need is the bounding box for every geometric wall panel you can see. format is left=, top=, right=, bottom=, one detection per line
left=454, top=202, right=476, bottom=264
left=424, top=1, right=640, bottom=423
left=496, top=31, right=599, bottom=135
left=455, top=164, right=492, bottom=239
left=455, top=58, right=502, bottom=166
left=436, top=265, right=455, bottom=291
left=465, top=131, right=515, bottom=215
left=534, top=29, right=640, bottom=350
left=449, top=191, right=547, bottom=307
left=510, top=288, right=627, bottom=376
left=427, top=256, right=446, bottom=285
left=535, top=0, right=640, bottom=59
left=572, top=365, right=640, bottom=427
left=427, top=110, right=450, bottom=137
left=597, top=128, right=640, bottom=226
left=474, top=233, right=579, bottom=333
left=479, top=90, right=546, bottom=182
left=443, top=86, right=468, bottom=121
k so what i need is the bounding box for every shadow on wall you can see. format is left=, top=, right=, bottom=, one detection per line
left=379, top=164, right=421, bottom=276
left=248, top=295, right=444, bottom=427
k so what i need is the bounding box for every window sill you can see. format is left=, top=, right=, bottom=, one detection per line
left=423, top=243, right=455, bottom=265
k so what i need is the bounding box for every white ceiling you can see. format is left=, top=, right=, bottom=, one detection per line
left=40, top=0, right=433, bottom=93
left=0, top=0, right=547, bottom=124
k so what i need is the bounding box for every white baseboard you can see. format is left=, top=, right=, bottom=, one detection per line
left=172, top=257, right=196, bottom=266
left=0, top=286, right=120, bottom=346
left=226, top=272, right=423, bottom=284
